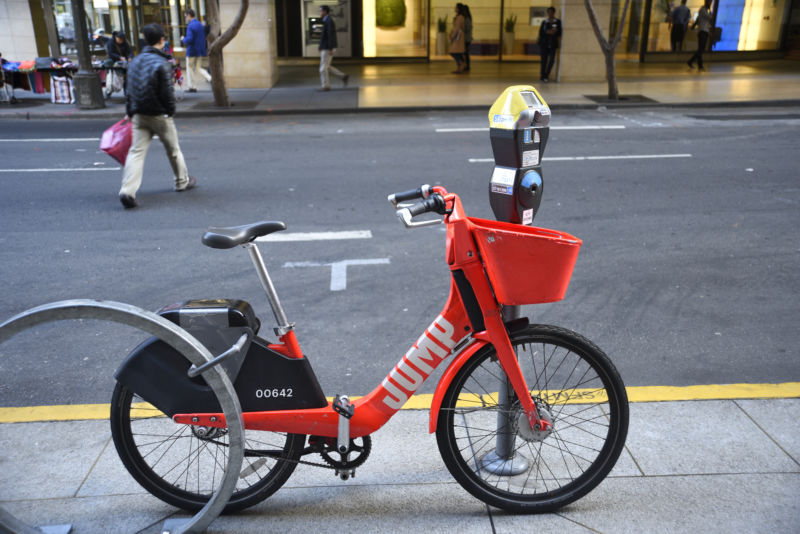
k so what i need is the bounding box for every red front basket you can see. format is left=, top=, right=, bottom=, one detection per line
left=469, top=217, right=582, bottom=305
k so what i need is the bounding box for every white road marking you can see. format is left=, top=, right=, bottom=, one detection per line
left=0, top=167, right=121, bottom=172
left=0, top=138, right=100, bottom=142
left=257, top=230, right=372, bottom=242
left=436, top=125, right=626, bottom=133
left=468, top=153, right=692, bottom=163
left=284, top=258, right=390, bottom=291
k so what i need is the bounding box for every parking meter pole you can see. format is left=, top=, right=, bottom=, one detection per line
left=483, top=86, right=551, bottom=476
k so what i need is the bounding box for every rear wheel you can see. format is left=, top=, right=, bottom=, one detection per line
left=110, top=382, right=304, bottom=513
left=436, top=324, right=628, bottom=512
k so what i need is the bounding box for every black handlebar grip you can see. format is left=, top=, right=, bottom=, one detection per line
left=407, top=195, right=445, bottom=217
left=392, top=187, right=426, bottom=204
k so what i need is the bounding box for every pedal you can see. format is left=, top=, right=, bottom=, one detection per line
left=332, top=394, right=355, bottom=454
left=335, top=468, right=356, bottom=481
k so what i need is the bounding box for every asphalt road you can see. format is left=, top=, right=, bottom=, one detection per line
left=0, top=106, right=798, bottom=407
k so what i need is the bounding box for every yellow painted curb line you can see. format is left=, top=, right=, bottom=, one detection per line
left=1, top=382, right=798, bottom=424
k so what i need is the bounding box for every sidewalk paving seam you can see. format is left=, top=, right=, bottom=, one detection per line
left=732, top=399, right=800, bottom=468
left=605, top=471, right=800, bottom=478
left=73, top=435, right=113, bottom=498
left=554, top=512, right=603, bottom=534
left=622, top=443, right=646, bottom=477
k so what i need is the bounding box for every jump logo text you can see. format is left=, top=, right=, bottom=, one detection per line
left=380, top=315, right=458, bottom=410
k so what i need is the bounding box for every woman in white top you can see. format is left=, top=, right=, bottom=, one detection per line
left=687, top=0, right=712, bottom=70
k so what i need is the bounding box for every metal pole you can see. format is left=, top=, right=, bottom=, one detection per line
left=70, top=0, right=105, bottom=108
left=480, top=305, right=529, bottom=475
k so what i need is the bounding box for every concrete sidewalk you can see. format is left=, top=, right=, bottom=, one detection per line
left=1, top=59, right=799, bottom=120
left=1, top=397, right=798, bottom=533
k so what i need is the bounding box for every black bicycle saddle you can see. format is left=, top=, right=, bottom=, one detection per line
left=202, top=221, right=286, bottom=249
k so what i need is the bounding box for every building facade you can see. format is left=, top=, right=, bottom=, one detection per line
left=1, top=0, right=798, bottom=88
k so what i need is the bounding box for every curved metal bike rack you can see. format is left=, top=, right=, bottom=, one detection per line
left=0, top=300, right=245, bottom=534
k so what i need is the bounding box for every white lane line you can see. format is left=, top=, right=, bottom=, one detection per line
left=257, top=230, right=372, bottom=242
left=436, top=125, right=626, bottom=132
left=0, top=167, right=121, bottom=172
left=0, top=138, right=101, bottom=142
left=284, top=258, right=390, bottom=291
left=468, top=153, right=692, bottom=163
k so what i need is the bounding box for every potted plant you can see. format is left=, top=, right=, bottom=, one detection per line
left=436, top=16, right=448, bottom=56
left=652, top=0, right=673, bottom=50
left=503, top=13, right=517, bottom=55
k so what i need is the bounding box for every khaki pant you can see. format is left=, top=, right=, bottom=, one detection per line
left=319, top=49, right=345, bottom=88
left=186, top=56, right=211, bottom=90
left=119, top=114, right=189, bottom=198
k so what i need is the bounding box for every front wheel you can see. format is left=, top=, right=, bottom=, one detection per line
left=110, top=382, right=305, bottom=513
left=436, top=324, right=628, bottom=512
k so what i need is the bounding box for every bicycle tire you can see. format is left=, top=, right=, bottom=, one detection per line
left=436, top=324, right=628, bottom=512
left=110, top=382, right=304, bottom=513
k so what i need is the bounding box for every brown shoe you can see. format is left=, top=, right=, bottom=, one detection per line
left=119, top=194, right=137, bottom=208
left=177, top=175, right=197, bottom=192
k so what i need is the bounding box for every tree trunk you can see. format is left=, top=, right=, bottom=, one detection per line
left=606, top=51, right=618, bottom=100
left=583, top=0, right=632, bottom=100
left=204, top=0, right=250, bottom=107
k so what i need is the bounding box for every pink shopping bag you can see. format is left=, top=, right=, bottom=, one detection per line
left=100, top=118, right=132, bottom=165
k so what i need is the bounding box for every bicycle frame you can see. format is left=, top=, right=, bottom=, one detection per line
left=173, top=187, right=549, bottom=438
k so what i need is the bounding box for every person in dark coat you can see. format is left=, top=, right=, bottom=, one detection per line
left=318, top=5, right=349, bottom=91
left=104, top=31, right=133, bottom=66
left=181, top=9, right=211, bottom=92
left=538, top=7, right=562, bottom=82
left=119, top=23, right=196, bottom=209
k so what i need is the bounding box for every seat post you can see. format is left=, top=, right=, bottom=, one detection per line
left=243, top=242, right=293, bottom=334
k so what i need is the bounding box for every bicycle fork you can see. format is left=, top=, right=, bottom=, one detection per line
left=455, top=258, right=552, bottom=441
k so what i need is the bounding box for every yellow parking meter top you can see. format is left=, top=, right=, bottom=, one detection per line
left=488, top=85, right=550, bottom=130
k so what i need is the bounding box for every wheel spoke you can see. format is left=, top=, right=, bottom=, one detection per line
left=111, top=383, right=302, bottom=512
left=436, top=326, right=628, bottom=511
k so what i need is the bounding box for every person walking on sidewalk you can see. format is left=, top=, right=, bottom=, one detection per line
left=687, top=0, right=713, bottom=70
left=538, top=7, right=562, bottom=82
left=181, top=9, right=211, bottom=92
left=119, top=23, right=196, bottom=209
left=458, top=3, right=473, bottom=71
left=669, top=0, right=691, bottom=52
left=318, top=5, right=349, bottom=91
left=449, top=4, right=467, bottom=73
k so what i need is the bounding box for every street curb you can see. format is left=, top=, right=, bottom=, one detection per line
left=1, top=99, right=799, bottom=120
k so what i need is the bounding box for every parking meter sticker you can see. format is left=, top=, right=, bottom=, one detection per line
left=492, top=114, right=515, bottom=126
left=522, top=150, right=540, bottom=167
left=534, top=130, right=540, bottom=143
left=522, top=209, right=533, bottom=225
left=524, top=129, right=532, bottom=143
left=491, top=184, right=514, bottom=195
left=491, top=167, right=516, bottom=186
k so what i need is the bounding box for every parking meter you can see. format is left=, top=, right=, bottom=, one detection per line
left=488, top=85, right=550, bottom=225
left=484, top=85, right=551, bottom=476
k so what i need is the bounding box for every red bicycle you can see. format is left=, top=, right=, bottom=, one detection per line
left=110, top=185, right=629, bottom=514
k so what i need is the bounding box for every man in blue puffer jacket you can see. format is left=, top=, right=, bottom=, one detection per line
left=119, top=23, right=196, bottom=209
left=181, top=9, right=211, bottom=92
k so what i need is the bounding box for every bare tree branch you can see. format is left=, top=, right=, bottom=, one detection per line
left=204, top=0, right=250, bottom=107
left=583, top=0, right=632, bottom=99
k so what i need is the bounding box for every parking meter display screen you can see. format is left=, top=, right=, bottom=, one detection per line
left=521, top=91, right=540, bottom=108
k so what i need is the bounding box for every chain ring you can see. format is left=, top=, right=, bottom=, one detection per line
left=318, top=436, right=372, bottom=470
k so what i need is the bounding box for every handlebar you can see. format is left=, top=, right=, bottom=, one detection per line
left=387, top=184, right=433, bottom=207
left=391, top=190, right=448, bottom=228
